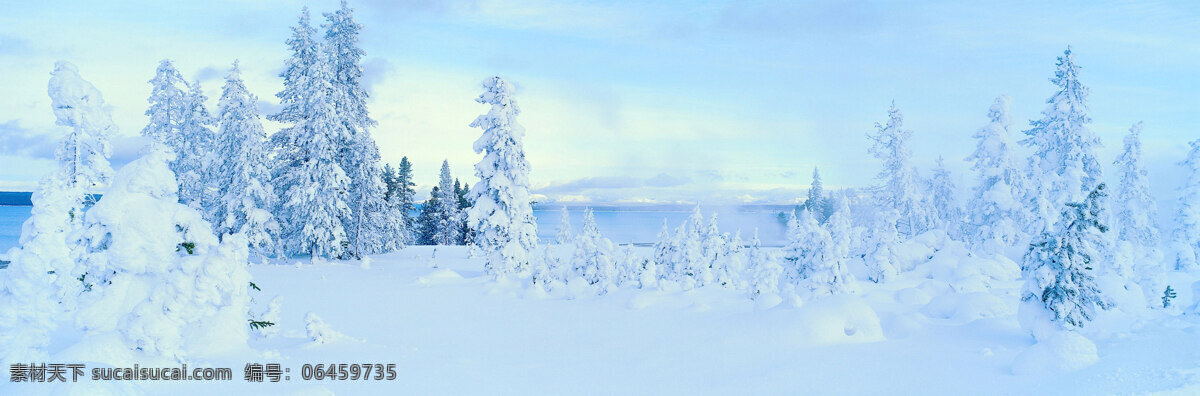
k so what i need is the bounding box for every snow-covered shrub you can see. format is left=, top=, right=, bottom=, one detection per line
left=305, top=312, right=346, bottom=344
left=72, top=146, right=253, bottom=360
left=571, top=208, right=616, bottom=293
left=746, top=230, right=782, bottom=301
left=1171, top=138, right=1200, bottom=271
left=1019, top=184, right=1112, bottom=338
left=864, top=210, right=900, bottom=283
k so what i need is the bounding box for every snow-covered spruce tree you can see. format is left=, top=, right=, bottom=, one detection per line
left=865, top=210, right=900, bottom=283
left=699, top=212, right=726, bottom=286
left=1021, top=47, right=1104, bottom=228
left=530, top=244, right=564, bottom=293
left=615, top=245, right=643, bottom=288
left=747, top=229, right=783, bottom=300
left=1020, top=183, right=1112, bottom=332
left=416, top=187, right=442, bottom=245
left=572, top=208, right=616, bottom=292
left=825, top=197, right=853, bottom=272
left=270, top=13, right=352, bottom=259
left=73, top=145, right=252, bottom=360
left=673, top=206, right=709, bottom=288
left=466, top=76, right=538, bottom=277
left=454, top=180, right=475, bottom=245
left=381, top=163, right=397, bottom=200
left=45, top=61, right=117, bottom=308
left=805, top=167, right=831, bottom=222
left=715, top=230, right=745, bottom=288
left=0, top=63, right=121, bottom=361
left=651, top=219, right=675, bottom=278
left=211, top=61, right=282, bottom=258
left=393, top=157, right=418, bottom=243
left=927, top=156, right=963, bottom=237
left=433, top=160, right=462, bottom=245
left=47, top=61, right=116, bottom=194
left=1171, top=139, right=1200, bottom=271
left=555, top=206, right=573, bottom=244
left=177, top=80, right=217, bottom=211
left=869, top=102, right=933, bottom=237
left=1112, top=122, right=1161, bottom=277
left=781, top=210, right=803, bottom=285
left=321, top=0, right=389, bottom=257
left=965, top=95, right=1029, bottom=254
left=796, top=209, right=855, bottom=296
left=141, top=60, right=187, bottom=153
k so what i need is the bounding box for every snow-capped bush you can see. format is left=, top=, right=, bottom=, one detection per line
left=305, top=312, right=347, bottom=344
left=746, top=230, right=782, bottom=301
left=72, top=145, right=252, bottom=360
left=571, top=208, right=616, bottom=293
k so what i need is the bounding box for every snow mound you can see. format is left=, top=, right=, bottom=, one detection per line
left=305, top=312, right=352, bottom=345
left=416, top=268, right=464, bottom=286
left=1011, top=331, right=1099, bottom=374
left=794, top=296, right=884, bottom=346
left=920, top=292, right=1013, bottom=322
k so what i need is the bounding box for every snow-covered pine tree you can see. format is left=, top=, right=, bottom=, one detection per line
left=467, top=77, right=538, bottom=277
left=869, top=102, right=933, bottom=237
left=211, top=61, right=282, bottom=258
left=747, top=229, right=783, bottom=300
left=699, top=212, right=725, bottom=286
left=556, top=206, right=573, bottom=244
left=454, top=180, right=475, bottom=245
left=73, top=145, right=253, bottom=360
left=651, top=219, right=675, bottom=278
left=393, top=157, right=418, bottom=242
left=270, top=12, right=352, bottom=259
left=716, top=230, right=746, bottom=288
left=322, top=0, right=388, bottom=257
left=46, top=61, right=115, bottom=196
left=794, top=209, right=854, bottom=296
left=381, top=163, right=397, bottom=200
left=1171, top=139, right=1200, bottom=271
left=141, top=60, right=187, bottom=152
left=1021, top=47, right=1104, bottom=228
left=0, top=63, right=120, bottom=361
left=781, top=210, right=804, bottom=286
left=1112, top=122, right=1160, bottom=277
left=416, top=187, right=442, bottom=245
left=927, top=156, right=963, bottom=237
left=965, top=95, right=1029, bottom=253
left=571, top=208, right=616, bottom=292
left=177, top=80, right=217, bottom=211
left=865, top=210, right=900, bottom=283
left=674, top=206, right=710, bottom=288
left=826, top=197, right=853, bottom=270
left=1021, top=183, right=1112, bottom=331
left=432, top=160, right=461, bottom=245
left=805, top=167, right=830, bottom=222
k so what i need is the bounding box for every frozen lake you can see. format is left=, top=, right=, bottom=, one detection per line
left=0, top=205, right=792, bottom=254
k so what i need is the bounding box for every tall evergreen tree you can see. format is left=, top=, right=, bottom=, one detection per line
left=1171, top=139, right=1200, bottom=271
left=1021, top=184, right=1112, bottom=330
left=393, top=157, right=417, bottom=243
left=1021, top=47, right=1104, bottom=230
left=322, top=1, right=388, bottom=257
left=466, top=77, right=538, bottom=277
left=417, top=187, right=442, bottom=245
left=966, top=95, right=1029, bottom=253
left=381, top=163, right=397, bottom=201
left=555, top=206, right=573, bottom=244
left=270, top=9, right=351, bottom=259
left=141, top=60, right=187, bottom=151
left=211, top=61, right=282, bottom=258
left=1112, top=122, right=1160, bottom=276
left=432, top=160, right=461, bottom=245
left=927, top=156, right=963, bottom=236
left=869, top=102, right=932, bottom=237
left=455, top=179, right=474, bottom=245
left=177, top=80, right=217, bottom=211
left=804, top=167, right=830, bottom=221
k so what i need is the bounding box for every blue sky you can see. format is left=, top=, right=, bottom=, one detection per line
left=0, top=0, right=1197, bottom=207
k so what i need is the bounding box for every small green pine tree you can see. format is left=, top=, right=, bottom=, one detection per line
left=1163, top=285, right=1177, bottom=308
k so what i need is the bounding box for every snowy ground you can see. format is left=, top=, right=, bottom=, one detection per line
left=5, top=244, right=1200, bottom=395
